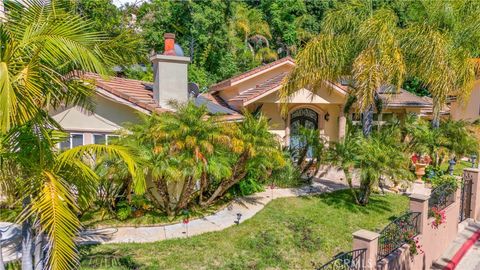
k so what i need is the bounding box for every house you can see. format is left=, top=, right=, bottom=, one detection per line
left=449, top=79, right=480, bottom=122
left=50, top=33, right=241, bottom=149
left=209, top=58, right=438, bottom=144
left=51, top=33, right=439, bottom=148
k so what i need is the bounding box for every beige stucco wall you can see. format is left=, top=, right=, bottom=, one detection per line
left=253, top=102, right=343, bottom=143
left=451, top=80, right=480, bottom=121
left=50, top=94, right=143, bottom=144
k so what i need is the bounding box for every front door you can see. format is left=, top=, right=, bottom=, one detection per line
left=290, top=108, right=318, bottom=157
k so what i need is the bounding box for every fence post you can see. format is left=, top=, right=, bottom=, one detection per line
left=353, top=229, right=380, bottom=270
left=409, top=194, right=429, bottom=234
left=464, top=168, right=480, bottom=221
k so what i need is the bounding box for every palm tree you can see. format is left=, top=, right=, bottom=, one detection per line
left=202, top=112, right=285, bottom=206
left=356, top=123, right=411, bottom=205
left=0, top=0, right=114, bottom=133
left=327, top=127, right=361, bottom=204
left=0, top=124, right=142, bottom=270
left=0, top=1, right=142, bottom=269
left=291, top=127, right=326, bottom=180
left=281, top=1, right=406, bottom=136
left=401, top=0, right=480, bottom=127
left=230, top=2, right=277, bottom=64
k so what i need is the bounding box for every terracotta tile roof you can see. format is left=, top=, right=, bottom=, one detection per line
left=80, top=72, right=170, bottom=113
left=210, top=57, right=294, bottom=91
left=78, top=72, right=242, bottom=119
left=378, top=86, right=433, bottom=108
left=228, top=72, right=288, bottom=104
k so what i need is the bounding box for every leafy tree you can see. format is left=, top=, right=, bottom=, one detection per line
left=281, top=1, right=406, bottom=137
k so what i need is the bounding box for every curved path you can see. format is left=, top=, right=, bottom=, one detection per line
left=78, top=179, right=346, bottom=245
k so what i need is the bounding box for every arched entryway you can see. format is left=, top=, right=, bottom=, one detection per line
left=289, top=108, right=319, bottom=155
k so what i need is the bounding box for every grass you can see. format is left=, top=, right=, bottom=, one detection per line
left=439, top=159, right=471, bottom=176
left=80, top=190, right=409, bottom=270
left=80, top=202, right=225, bottom=228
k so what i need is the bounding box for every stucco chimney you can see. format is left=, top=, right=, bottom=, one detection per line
left=150, top=33, right=190, bottom=110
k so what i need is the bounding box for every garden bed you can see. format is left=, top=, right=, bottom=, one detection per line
left=80, top=190, right=408, bottom=269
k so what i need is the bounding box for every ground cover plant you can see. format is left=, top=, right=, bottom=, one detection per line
left=79, top=190, right=409, bottom=270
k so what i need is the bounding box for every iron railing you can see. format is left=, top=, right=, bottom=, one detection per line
left=459, top=176, right=473, bottom=222
left=317, top=249, right=366, bottom=270
left=429, top=183, right=456, bottom=217
left=377, top=212, right=421, bottom=261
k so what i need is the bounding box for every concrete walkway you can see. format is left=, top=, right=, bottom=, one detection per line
left=78, top=178, right=347, bottom=245
left=432, top=220, right=480, bottom=269
left=456, top=239, right=480, bottom=270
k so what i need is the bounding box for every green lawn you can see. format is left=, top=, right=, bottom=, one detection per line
left=439, top=159, right=471, bottom=176
left=80, top=190, right=408, bottom=270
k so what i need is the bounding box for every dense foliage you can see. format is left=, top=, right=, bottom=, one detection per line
left=282, top=0, right=480, bottom=132
left=0, top=1, right=143, bottom=269
left=95, top=103, right=286, bottom=218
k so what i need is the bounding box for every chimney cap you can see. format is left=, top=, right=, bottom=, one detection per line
left=164, top=33, right=175, bottom=39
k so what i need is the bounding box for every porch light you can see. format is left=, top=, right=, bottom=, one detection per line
left=324, top=112, right=330, bottom=121
left=471, top=154, right=477, bottom=168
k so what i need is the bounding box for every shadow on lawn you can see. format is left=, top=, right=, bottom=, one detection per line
left=309, top=190, right=397, bottom=215
left=80, top=245, right=141, bottom=270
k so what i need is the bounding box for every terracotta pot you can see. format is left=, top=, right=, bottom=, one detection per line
left=414, top=163, right=428, bottom=182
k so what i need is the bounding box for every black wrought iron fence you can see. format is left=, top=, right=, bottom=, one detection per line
left=317, top=249, right=366, bottom=270
left=428, top=183, right=456, bottom=217
left=459, top=175, right=473, bottom=222
left=377, top=212, right=421, bottom=261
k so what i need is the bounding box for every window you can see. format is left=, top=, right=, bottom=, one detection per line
left=94, top=134, right=106, bottom=145
left=59, top=133, right=84, bottom=150
left=106, top=135, right=119, bottom=145
left=93, top=134, right=119, bottom=145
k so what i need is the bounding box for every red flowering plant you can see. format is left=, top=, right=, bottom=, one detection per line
left=406, top=236, right=424, bottom=258
left=410, top=153, right=432, bottom=165
left=430, top=207, right=447, bottom=229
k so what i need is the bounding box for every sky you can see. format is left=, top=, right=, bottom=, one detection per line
left=113, top=0, right=145, bottom=8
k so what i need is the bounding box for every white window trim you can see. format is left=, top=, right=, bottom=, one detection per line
left=58, top=133, right=85, bottom=150
left=70, top=133, right=85, bottom=148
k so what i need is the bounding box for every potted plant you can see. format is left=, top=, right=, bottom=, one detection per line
left=411, top=153, right=432, bottom=183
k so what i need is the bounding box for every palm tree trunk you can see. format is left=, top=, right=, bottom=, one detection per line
left=0, top=231, right=5, bottom=270
left=344, top=169, right=360, bottom=204
left=157, top=178, right=172, bottom=216
left=21, top=221, right=33, bottom=270
left=33, top=230, right=44, bottom=270
left=432, top=102, right=441, bottom=129
left=198, top=171, right=208, bottom=205
left=202, top=152, right=250, bottom=206
left=176, top=176, right=196, bottom=212
left=359, top=181, right=371, bottom=206
left=361, top=105, right=374, bottom=137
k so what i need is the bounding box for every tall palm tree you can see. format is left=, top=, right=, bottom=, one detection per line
left=0, top=124, right=142, bottom=270
left=229, top=2, right=277, bottom=64
left=281, top=0, right=406, bottom=136
left=282, top=0, right=480, bottom=131
left=401, top=0, right=480, bottom=127
left=0, top=1, right=142, bottom=269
